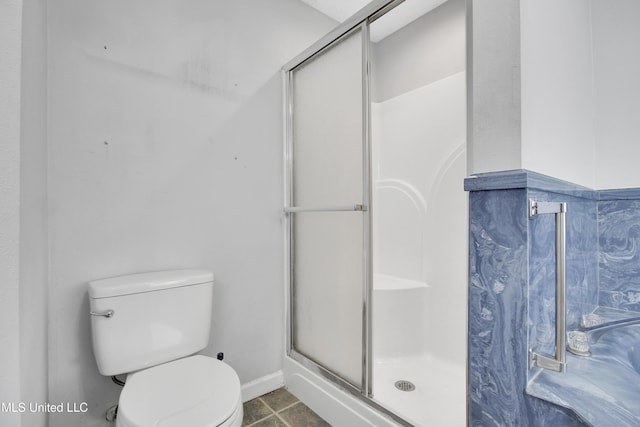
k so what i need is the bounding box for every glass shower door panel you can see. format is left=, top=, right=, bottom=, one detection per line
left=292, top=29, right=363, bottom=207
left=292, top=213, right=363, bottom=386
left=290, top=28, right=364, bottom=387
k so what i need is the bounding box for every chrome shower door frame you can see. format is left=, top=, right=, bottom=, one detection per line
left=282, top=1, right=412, bottom=426
left=283, top=21, right=370, bottom=395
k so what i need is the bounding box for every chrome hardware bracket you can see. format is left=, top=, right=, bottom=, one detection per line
left=529, top=199, right=566, bottom=218
left=528, top=199, right=567, bottom=373
left=89, top=309, right=114, bottom=318
left=529, top=348, right=566, bottom=372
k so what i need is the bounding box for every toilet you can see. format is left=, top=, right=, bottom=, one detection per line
left=88, top=269, right=243, bottom=427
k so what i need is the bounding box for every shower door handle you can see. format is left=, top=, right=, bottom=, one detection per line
left=283, top=204, right=367, bottom=213
left=528, top=199, right=567, bottom=373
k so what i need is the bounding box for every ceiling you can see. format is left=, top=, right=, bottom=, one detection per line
left=299, top=0, right=448, bottom=42
left=299, top=0, right=371, bottom=23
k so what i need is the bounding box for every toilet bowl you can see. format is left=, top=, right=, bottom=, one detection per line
left=116, top=356, right=242, bottom=427
left=88, top=270, right=242, bottom=427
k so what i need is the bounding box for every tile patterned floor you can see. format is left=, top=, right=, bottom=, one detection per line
left=242, top=387, right=331, bottom=427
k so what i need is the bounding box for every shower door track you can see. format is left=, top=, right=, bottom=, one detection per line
left=287, top=348, right=414, bottom=427
left=282, top=1, right=414, bottom=426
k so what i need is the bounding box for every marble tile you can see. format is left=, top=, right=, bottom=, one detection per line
left=528, top=323, right=640, bottom=426
left=464, top=169, right=595, bottom=199
left=468, top=183, right=589, bottom=426
left=598, top=200, right=640, bottom=312
left=464, top=169, right=530, bottom=191
left=468, top=189, right=530, bottom=424
left=279, top=402, right=331, bottom=427
left=528, top=190, right=598, bottom=360
left=468, top=170, right=640, bottom=426
left=598, top=187, right=640, bottom=200
left=260, top=387, right=299, bottom=412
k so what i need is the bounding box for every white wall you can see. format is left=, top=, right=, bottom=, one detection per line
left=520, top=0, right=597, bottom=188
left=467, top=0, right=521, bottom=175
left=591, top=0, right=640, bottom=189
left=20, top=0, right=49, bottom=426
left=471, top=0, right=598, bottom=187
left=473, top=0, right=640, bottom=189
left=45, top=1, right=335, bottom=425
left=0, top=2, right=24, bottom=427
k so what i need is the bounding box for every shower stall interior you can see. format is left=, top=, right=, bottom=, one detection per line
left=283, top=0, right=467, bottom=425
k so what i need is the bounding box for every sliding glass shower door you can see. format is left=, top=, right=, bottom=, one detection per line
left=284, top=1, right=466, bottom=425
left=285, top=25, right=370, bottom=390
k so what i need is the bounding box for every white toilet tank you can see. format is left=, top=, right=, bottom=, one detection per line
left=88, top=269, right=214, bottom=376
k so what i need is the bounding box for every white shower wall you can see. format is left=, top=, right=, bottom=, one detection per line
left=372, top=71, right=467, bottom=364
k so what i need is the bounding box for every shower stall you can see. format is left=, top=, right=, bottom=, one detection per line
left=282, top=0, right=466, bottom=425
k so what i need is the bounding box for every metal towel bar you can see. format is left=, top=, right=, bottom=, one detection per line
left=283, top=204, right=366, bottom=213
left=528, top=199, right=567, bottom=373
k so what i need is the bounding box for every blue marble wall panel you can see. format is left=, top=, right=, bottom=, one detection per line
left=468, top=188, right=586, bottom=426
left=468, top=170, right=640, bottom=425
left=562, top=195, right=599, bottom=324
left=598, top=200, right=640, bottom=312
left=469, top=189, right=529, bottom=425
left=527, top=190, right=598, bottom=360
left=465, top=169, right=596, bottom=199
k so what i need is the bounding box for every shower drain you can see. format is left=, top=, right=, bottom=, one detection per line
left=394, top=380, right=416, bottom=392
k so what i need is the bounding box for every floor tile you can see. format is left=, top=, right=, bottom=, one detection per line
left=278, top=401, right=331, bottom=427
left=260, top=388, right=299, bottom=412
left=242, top=398, right=273, bottom=426
left=251, top=415, right=287, bottom=427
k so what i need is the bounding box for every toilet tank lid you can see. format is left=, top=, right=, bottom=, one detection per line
left=88, top=269, right=213, bottom=299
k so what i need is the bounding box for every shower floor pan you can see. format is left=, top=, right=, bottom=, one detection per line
left=372, top=275, right=465, bottom=426
left=372, top=354, right=465, bottom=426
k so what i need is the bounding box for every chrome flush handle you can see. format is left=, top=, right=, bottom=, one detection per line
left=89, top=309, right=114, bottom=318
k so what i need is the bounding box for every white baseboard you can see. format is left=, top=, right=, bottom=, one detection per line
left=241, top=370, right=284, bottom=402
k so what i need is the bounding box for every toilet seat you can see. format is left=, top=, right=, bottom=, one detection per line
left=116, top=355, right=243, bottom=427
